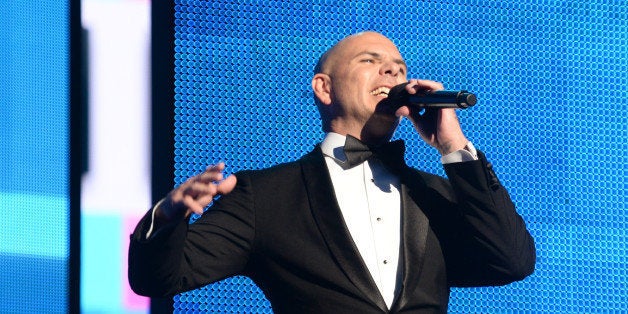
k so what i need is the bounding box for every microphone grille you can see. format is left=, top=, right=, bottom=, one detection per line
left=465, top=93, right=477, bottom=106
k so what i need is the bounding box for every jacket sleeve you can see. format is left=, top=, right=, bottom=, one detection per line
left=127, top=171, right=256, bottom=297
left=439, top=150, right=536, bottom=287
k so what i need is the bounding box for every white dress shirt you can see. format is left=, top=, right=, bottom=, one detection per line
left=320, top=132, right=478, bottom=308
left=320, top=132, right=402, bottom=308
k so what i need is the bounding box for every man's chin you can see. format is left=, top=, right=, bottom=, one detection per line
left=361, top=112, right=400, bottom=144
left=374, top=97, right=399, bottom=115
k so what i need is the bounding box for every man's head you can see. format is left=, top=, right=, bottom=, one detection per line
left=312, top=31, right=408, bottom=143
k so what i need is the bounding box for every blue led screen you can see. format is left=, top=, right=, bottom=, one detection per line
left=0, top=2, right=70, bottom=313
left=171, top=0, right=627, bottom=312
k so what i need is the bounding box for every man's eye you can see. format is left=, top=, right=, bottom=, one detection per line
left=361, top=59, right=374, bottom=63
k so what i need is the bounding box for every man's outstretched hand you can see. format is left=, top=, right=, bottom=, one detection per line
left=156, top=163, right=237, bottom=221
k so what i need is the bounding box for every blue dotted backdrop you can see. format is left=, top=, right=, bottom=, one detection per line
left=0, top=1, right=69, bottom=313
left=172, top=0, right=628, bottom=312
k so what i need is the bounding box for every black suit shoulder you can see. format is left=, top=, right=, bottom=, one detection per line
left=237, top=146, right=322, bottom=175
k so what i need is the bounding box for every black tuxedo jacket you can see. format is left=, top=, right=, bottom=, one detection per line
left=129, top=146, right=535, bottom=313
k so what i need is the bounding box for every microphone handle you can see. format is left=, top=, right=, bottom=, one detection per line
left=406, top=90, right=477, bottom=109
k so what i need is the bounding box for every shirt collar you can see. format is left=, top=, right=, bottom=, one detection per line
left=320, top=132, right=349, bottom=163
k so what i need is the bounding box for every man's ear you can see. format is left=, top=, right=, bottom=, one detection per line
left=312, top=73, right=332, bottom=105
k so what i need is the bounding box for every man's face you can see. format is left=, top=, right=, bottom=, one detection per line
left=327, top=32, right=408, bottom=130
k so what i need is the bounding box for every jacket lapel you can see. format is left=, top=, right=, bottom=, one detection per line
left=390, top=175, right=431, bottom=312
left=300, top=147, right=388, bottom=312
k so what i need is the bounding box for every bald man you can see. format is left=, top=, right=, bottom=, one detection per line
left=129, top=32, right=536, bottom=313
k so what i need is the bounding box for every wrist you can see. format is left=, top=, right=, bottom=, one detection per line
left=154, top=197, right=186, bottom=222
left=437, top=138, right=469, bottom=155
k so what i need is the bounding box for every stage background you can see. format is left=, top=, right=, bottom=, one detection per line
left=80, top=0, right=151, bottom=313
left=0, top=2, right=72, bottom=313
left=165, top=0, right=627, bottom=312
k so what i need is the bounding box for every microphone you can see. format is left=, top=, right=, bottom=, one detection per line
left=386, top=83, right=477, bottom=109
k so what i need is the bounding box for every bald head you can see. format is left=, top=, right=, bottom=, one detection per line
left=311, top=31, right=407, bottom=136
left=314, top=32, right=397, bottom=75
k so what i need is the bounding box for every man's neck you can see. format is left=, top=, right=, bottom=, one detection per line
left=328, top=116, right=398, bottom=146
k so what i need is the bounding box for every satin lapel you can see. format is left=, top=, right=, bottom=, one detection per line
left=391, top=181, right=430, bottom=311
left=300, top=147, right=388, bottom=312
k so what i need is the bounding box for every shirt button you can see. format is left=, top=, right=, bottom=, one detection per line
left=383, top=260, right=388, bottom=264
left=376, top=217, right=382, bottom=222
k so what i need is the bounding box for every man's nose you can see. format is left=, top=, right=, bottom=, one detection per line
left=380, top=61, right=401, bottom=77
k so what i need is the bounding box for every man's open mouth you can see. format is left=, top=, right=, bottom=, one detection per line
left=370, top=86, right=390, bottom=97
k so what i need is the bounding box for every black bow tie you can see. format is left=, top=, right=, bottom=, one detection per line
left=343, top=135, right=407, bottom=172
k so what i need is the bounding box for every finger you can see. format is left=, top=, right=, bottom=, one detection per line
left=414, top=79, right=444, bottom=91
left=183, top=181, right=215, bottom=199
left=195, top=162, right=229, bottom=183
left=184, top=175, right=236, bottom=209
left=183, top=184, right=216, bottom=212
left=403, top=79, right=420, bottom=94
left=395, top=105, right=411, bottom=117
left=405, top=79, right=444, bottom=93
left=182, top=194, right=205, bottom=215
left=195, top=194, right=215, bottom=207
left=196, top=169, right=225, bottom=184
left=216, top=175, right=237, bottom=195
left=206, top=162, right=225, bottom=172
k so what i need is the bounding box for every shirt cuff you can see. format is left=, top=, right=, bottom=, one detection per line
left=440, top=142, right=478, bottom=164
left=145, top=198, right=166, bottom=239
